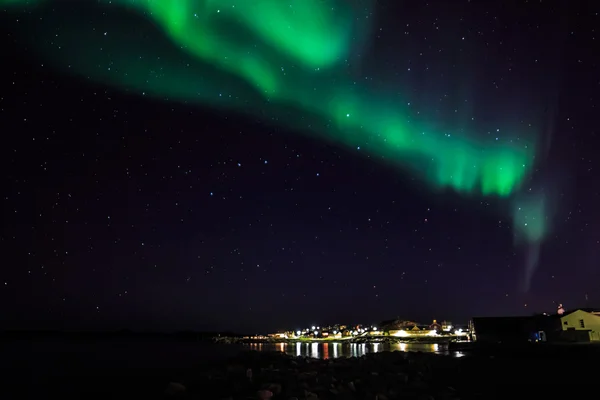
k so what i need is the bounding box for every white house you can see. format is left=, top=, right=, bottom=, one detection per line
left=560, top=309, right=600, bottom=342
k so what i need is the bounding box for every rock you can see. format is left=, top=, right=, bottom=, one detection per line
left=257, top=389, right=273, bottom=400
left=397, top=372, right=409, bottom=384
left=267, top=383, right=282, bottom=394
left=227, top=363, right=245, bottom=374
left=305, top=392, right=319, bottom=400
left=164, top=382, right=186, bottom=396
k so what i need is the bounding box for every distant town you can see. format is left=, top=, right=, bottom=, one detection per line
left=216, top=319, right=472, bottom=343
left=215, top=306, right=600, bottom=346
left=4, top=306, right=597, bottom=348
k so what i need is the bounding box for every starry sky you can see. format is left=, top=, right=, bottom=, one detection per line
left=1, top=0, right=599, bottom=334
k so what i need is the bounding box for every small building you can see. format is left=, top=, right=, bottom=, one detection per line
left=559, top=309, right=600, bottom=342
left=389, top=325, right=438, bottom=338
left=430, top=320, right=442, bottom=332
left=268, top=332, right=289, bottom=340
left=441, top=321, right=453, bottom=332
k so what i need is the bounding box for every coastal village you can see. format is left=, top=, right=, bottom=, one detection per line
left=239, top=306, right=600, bottom=345
left=246, top=319, right=471, bottom=342
left=192, top=307, right=600, bottom=398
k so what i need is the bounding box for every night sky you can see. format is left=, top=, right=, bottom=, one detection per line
left=1, top=0, right=599, bottom=334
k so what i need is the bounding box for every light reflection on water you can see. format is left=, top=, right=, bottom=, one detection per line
left=245, top=342, right=465, bottom=359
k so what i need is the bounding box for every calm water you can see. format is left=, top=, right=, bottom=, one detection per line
left=246, top=341, right=465, bottom=359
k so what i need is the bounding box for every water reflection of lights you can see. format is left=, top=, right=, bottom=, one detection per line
left=322, top=343, right=329, bottom=359
left=311, top=343, right=319, bottom=358
left=248, top=343, right=264, bottom=351
left=332, top=343, right=339, bottom=358
left=350, top=343, right=358, bottom=357
left=243, top=341, right=460, bottom=359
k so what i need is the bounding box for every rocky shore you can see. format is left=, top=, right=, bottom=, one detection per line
left=163, top=345, right=597, bottom=399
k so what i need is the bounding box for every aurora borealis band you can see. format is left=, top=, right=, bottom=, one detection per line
left=4, top=1, right=549, bottom=246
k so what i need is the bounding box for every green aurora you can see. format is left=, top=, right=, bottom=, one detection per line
left=3, top=0, right=549, bottom=253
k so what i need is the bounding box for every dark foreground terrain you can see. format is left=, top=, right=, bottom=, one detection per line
left=4, top=342, right=598, bottom=399
left=165, top=344, right=596, bottom=399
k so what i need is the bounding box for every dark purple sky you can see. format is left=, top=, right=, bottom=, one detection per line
left=1, top=0, right=599, bottom=333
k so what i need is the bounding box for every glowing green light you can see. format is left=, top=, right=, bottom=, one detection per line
left=4, top=0, right=540, bottom=200
left=513, top=194, right=547, bottom=243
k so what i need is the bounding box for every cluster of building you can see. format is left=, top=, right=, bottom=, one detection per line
left=244, top=305, right=600, bottom=346
left=254, top=319, right=469, bottom=341
left=264, top=324, right=378, bottom=340
left=384, top=319, right=468, bottom=338
left=472, top=306, right=600, bottom=344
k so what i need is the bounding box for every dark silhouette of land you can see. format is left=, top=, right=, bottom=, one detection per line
left=0, top=329, right=244, bottom=341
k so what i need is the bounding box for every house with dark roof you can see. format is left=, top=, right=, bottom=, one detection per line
left=472, top=315, right=557, bottom=343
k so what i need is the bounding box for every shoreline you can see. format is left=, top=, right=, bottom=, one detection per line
left=215, top=335, right=460, bottom=345
left=165, top=346, right=598, bottom=399
left=5, top=341, right=599, bottom=398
